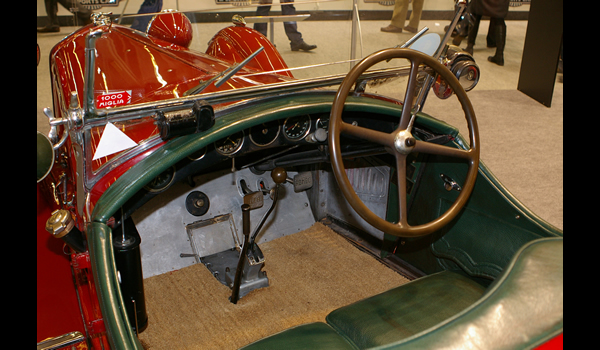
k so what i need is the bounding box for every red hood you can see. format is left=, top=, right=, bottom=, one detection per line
left=47, top=23, right=295, bottom=201
left=50, top=24, right=293, bottom=111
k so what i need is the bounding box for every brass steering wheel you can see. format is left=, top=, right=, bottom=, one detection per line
left=328, top=48, right=480, bottom=238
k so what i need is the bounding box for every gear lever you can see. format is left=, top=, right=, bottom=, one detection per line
left=230, top=167, right=287, bottom=304
left=249, top=167, right=287, bottom=246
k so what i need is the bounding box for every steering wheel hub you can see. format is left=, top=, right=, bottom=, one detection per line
left=394, top=130, right=416, bottom=154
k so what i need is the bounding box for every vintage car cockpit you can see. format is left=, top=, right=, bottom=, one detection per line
left=37, top=2, right=562, bottom=349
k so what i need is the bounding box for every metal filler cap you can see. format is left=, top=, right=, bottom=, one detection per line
left=232, top=14, right=246, bottom=26
left=46, top=209, right=75, bottom=239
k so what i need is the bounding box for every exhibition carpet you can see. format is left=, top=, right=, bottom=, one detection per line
left=137, top=223, right=410, bottom=350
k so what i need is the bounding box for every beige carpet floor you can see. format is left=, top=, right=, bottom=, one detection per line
left=138, top=222, right=409, bottom=349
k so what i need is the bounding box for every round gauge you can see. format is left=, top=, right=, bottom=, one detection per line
left=250, top=120, right=280, bottom=146
left=283, top=115, right=311, bottom=141
left=144, top=166, right=176, bottom=193
left=215, top=131, right=244, bottom=155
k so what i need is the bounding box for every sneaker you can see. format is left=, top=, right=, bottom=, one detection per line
left=380, top=25, right=403, bottom=33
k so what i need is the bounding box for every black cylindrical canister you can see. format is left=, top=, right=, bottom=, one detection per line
left=113, top=217, right=148, bottom=333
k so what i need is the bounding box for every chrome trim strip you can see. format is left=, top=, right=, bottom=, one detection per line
left=37, top=331, right=85, bottom=350
left=84, top=29, right=107, bottom=117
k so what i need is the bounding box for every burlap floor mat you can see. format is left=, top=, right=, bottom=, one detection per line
left=138, top=222, right=409, bottom=349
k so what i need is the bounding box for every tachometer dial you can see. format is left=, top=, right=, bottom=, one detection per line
left=283, top=115, right=311, bottom=141
left=215, top=131, right=244, bottom=155
left=250, top=120, right=280, bottom=146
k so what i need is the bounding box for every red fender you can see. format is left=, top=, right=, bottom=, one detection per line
left=206, top=25, right=294, bottom=79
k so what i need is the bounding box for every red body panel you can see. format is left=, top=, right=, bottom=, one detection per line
left=147, top=11, right=193, bottom=48
left=535, top=333, right=563, bottom=350
left=206, top=25, right=294, bottom=78
left=37, top=184, right=85, bottom=343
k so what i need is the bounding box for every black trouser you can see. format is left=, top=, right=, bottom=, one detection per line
left=43, top=0, right=91, bottom=26
left=253, top=0, right=303, bottom=45
left=467, top=14, right=505, bottom=53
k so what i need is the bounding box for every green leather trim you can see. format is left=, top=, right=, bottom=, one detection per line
left=326, top=271, right=485, bottom=349
left=240, top=322, right=357, bottom=350
left=87, top=222, right=143, bottom=350
left=372, top=238, right=563, bottom=349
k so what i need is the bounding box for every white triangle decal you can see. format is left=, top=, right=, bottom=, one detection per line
left=93, top=122, right=138, bottom=160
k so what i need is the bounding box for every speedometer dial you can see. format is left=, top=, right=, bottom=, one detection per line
left=283, top=115, right=311, bottom=141
left=215, top=131, right=244, bottom=155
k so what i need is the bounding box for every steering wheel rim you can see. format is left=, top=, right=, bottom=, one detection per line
left=328, top=48, right=480, bottom=238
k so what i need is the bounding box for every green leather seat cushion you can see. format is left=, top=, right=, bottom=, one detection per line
left=240, top=322, right=357, bottom=350
left=326, top=271, right=486, bottom=349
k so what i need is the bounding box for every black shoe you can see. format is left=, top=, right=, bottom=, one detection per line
left=291, top=41, right=317, bottom=52
left=37, top=25, right=60, bottom=33
left=487, top=55, right=504, bottom=66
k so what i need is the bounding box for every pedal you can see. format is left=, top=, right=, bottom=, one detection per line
left=293, top=172, right=313, bottom=192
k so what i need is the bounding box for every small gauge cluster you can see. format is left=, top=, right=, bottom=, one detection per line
left=212, top=114, right=329, bottom=157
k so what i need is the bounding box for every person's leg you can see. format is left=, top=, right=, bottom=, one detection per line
left=381, top=0, right=409, bottom=33
left=38, top=0, right=60, bottom=32
left=282, top=0, right=316, bottom=51
left=487, top=17, right=506, bottom=66
left=405, top=0, right=424, bottom=32
left=464, top=14, right=482, bottom=55
left=131, top=0, right=163, bottom=32
left=254, top=0, right=273, bottom=37
left=282, top=0, right=302, bottom=44
left=486, top=23, right=496, bottom=48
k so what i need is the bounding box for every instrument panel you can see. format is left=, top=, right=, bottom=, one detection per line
left=212, top=115, right=327, bottom=157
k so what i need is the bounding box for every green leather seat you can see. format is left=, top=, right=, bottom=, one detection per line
left=326, top=271, right=485, bottom=349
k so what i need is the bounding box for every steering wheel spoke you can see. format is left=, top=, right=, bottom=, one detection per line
left=340, top=122, right=395, bottom=149
left=394, top=153, right=409, bottom=228
left=413, top=140, right=475, bottom=161
left=398, top=59, right=423, bottom=130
